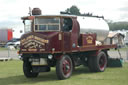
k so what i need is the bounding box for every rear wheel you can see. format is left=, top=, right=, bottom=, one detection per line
left=23, top=61, right=39, bottom=78
left=56, top=55, right=73, bottom=80
left=88, top=51, right=107, bottom=72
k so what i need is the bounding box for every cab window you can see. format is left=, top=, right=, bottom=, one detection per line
left=34, top=17, right=60, bottom=31
left=23, top=20, right=32, bottom=33
left=62, top=18, right=72, bottom=32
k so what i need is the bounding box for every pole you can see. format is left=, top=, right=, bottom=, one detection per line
left=8, top=47, right=10, bottom=59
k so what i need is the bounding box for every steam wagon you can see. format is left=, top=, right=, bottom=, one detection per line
left=19, top=8, right=116, bottom=80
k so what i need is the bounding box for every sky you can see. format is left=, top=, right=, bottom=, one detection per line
left=0, top=0, right=128, bottom=37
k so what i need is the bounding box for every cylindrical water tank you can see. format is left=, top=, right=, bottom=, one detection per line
left=77, top=16, right=109, bottom=42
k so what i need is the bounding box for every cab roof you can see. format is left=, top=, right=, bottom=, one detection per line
left=21, top=14, right=77, bottom=20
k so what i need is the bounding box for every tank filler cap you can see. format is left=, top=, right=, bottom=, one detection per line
left=32, top=8, right=42, bottom=15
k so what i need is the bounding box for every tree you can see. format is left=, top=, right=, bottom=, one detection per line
left=65, top=5, right=81, bottom=15
left=107, top=21, right=128, bottom=31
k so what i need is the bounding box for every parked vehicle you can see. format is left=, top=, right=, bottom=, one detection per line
left=0, top=29, right=13, bottom=47
left=5, top=38, right=20, bottom=49
left=19, top=8, right=117, bottom=80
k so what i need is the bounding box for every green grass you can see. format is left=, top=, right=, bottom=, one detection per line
left=0, top=60, right=128, bottom=85
left=119, top=47, right=128, bottom=51
left=110, top=46, right=128, bottom=51
left=0, top=47, right=8, bottom=51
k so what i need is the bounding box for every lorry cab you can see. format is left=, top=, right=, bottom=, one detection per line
left=21, top=14, right=80, bottom=53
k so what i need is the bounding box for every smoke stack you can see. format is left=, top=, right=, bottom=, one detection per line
left=32, top=8, right=42, bottom=15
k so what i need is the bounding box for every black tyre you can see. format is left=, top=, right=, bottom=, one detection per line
left=88, top=56, right=95, bottom=72
left=56, top=55, right=73, bottom=80
left=23, top=61, right=39, bottom=78
left=88, top=51, right=107, bottom=72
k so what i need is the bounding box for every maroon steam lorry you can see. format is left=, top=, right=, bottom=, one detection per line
left=20, top=8, right=116, bottom=80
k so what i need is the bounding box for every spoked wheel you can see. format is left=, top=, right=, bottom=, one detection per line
left=56, top=55, right=73, bottom=80
left=23, top=61, right=39, bottom=78
left=99, top=53, right=107, bottom=71
left=88, top=51, right=107, bottom=72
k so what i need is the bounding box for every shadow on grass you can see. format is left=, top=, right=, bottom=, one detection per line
left=0, top=66, right=91, bottom=85
left=0, top=71, right=57, bottom=85
left=73, top=66, right=91, bottom=75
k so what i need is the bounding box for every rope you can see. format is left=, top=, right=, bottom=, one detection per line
left=117, top=49, right=122, bottom=59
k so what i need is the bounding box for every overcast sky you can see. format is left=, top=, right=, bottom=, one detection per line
left=0, top=0, right=128, bottom=31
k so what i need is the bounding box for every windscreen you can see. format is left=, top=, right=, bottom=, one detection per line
left=24, top=20, right=32, bottom=33
left=34, top=17, right=60, bottom=31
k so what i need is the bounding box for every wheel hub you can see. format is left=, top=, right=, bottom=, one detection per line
left=63, top=59, right=71, bottom=75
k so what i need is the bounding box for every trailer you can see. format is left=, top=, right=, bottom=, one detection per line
left=19, top=8, right=117, bottom=80
left=0, top=29, right=13, bottom=47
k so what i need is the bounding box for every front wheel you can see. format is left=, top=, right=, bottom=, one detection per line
left=23, top=61, right=39, bottom=78
left=56, top=55, right=73, bottom=80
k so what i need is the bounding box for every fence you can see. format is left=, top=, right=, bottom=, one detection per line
left=0, top=48, right=19, bottom=61
left=0, top=47, right=128, bottom=61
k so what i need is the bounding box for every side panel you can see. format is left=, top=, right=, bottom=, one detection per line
left=70, top=19, right=80, bottom=51
left=62, top=19, right=80, bottom=52
left=46, top=32, right=62, bottom=52
left=81, top=34, right=96, bottom=46
left=63, top=32, right=71, bottom=51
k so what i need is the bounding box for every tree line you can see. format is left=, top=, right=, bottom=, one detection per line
left=107, top=21, right=128, bottom=31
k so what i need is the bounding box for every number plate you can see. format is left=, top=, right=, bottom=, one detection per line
left=31, top=58, right=48, bottom=66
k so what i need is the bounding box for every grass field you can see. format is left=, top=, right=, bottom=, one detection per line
left=0, top=47, right=8, bottom=51
left=0, top=60, right=128, bottom=85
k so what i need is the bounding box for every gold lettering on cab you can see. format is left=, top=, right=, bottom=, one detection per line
left=21, top=35, right=49, bottom=44
left=86, top=36, right=93, bottom=44
left=21, top=35, right=49, bottom=51
left=40, top=49, right=45, bottom=51
left=28, top=49, right=37, bottom=51
left=21, top=49, right=27, bottom=51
